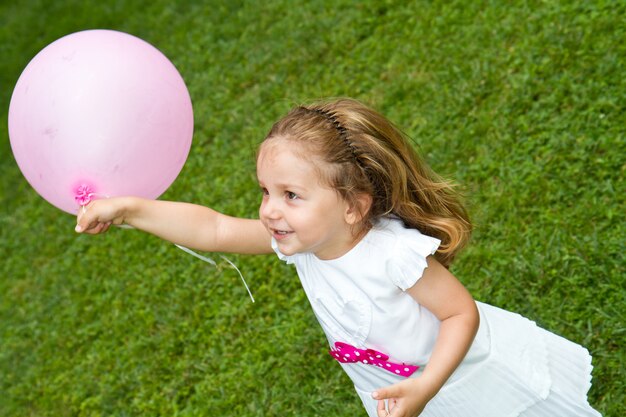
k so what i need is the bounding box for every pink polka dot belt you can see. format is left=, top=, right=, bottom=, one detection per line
left=329, top=341, right=419, bottom=377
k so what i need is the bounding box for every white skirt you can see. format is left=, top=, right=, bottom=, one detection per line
left=350, top=302, right=602, bottom=417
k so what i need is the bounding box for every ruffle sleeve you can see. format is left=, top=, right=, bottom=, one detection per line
left=384, top=226, right=441, bottom=291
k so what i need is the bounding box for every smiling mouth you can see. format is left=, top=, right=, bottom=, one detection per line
left=271, top=228, right=293, bottom=239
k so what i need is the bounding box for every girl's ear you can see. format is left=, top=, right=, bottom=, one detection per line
left=345, top=193, right=373, bottom=225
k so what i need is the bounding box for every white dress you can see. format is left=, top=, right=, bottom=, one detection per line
left=273, top=218, right=601, bottom=417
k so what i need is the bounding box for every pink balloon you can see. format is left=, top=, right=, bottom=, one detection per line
left=8, top=29, right=193, bottom=214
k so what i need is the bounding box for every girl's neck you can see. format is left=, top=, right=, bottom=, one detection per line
left=314, top=224, right=370, bottom=261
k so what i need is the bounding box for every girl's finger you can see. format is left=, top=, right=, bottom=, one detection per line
left=90, top=223, right=106, bottom=234
left=101, top=222, right=112, bottom=233
left=75, top=209, right=93, bottom=233
left=376, top=399, right=388, bottom=417
left=388, top=398, right=398, bottom=416
left=83, top=221, right=106, bottom=235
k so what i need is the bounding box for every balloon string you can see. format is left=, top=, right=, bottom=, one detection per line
left=174, top=244, right=255, bottom=303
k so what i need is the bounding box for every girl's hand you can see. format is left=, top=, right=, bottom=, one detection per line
left=75, top=198, right=129, bottom=235
left=373, top=378, right=435, bottom=417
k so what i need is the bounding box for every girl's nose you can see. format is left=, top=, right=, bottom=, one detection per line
left=260, top=197, right=281, bottom=220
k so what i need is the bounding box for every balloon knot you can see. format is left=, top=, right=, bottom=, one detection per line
left=75, top=184, right=94, bottom=206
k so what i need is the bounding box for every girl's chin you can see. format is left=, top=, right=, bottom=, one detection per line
left=274, top=239, right=299, bottom=257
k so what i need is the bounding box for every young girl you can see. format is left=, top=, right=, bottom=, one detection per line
left=75, top=99, right=601, bottom=417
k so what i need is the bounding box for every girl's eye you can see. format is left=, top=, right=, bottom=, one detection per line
left=260, top=187, right=269, bottom=196
left=286, top=191, right=298, bottom=200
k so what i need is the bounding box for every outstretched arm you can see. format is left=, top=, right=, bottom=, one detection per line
left=75, top=196, right=272, bottom=255
left=373, top=256, right=479, bottom=417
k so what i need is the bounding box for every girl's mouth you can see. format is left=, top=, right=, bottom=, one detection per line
left=272, top=228, right=293, bottom=240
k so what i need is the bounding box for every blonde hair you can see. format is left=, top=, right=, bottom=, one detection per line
left=264, top=98, right=472, bottom=267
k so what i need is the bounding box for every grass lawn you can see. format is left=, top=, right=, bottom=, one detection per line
left=1, top=1, right=623, bottom=416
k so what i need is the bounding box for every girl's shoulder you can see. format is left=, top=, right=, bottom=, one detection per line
left=369, top=217, right=440, bottom=251
left=367, top=217, right=441, bottom=290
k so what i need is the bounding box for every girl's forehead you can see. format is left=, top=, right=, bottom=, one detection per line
left=258, top=137, right=311, bottom=163
left=257, top=137, right=334, bottom=188
left=257, top=138, right=303, bottom=168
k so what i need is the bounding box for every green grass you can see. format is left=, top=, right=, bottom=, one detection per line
left=1, top=0, right=623, bottom=416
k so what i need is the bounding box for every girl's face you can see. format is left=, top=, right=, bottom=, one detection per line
left=257, top=139, right=359, bottom=260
